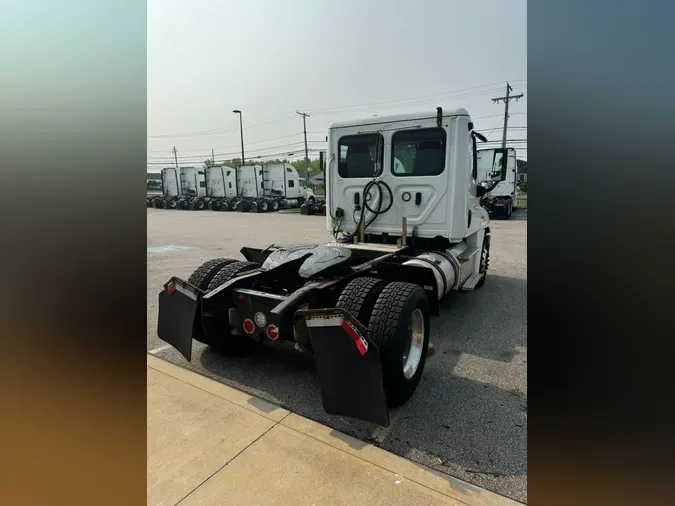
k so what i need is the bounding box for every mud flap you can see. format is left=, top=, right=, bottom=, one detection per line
left=157, top=278, right=201, bottom=361
left=302, top=309, right=389, bottom=427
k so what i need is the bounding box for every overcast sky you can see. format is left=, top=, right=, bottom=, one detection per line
left=148, top=0, right=527, bottom=168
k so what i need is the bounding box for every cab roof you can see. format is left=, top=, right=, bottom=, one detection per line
left=328, top=108, right=470, bottom=130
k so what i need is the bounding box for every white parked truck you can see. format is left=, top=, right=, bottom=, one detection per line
left=476, top=147, right=518, bottom=219
left=155, top=107, right=492, bottom=426
left=147, top=166, right=206, bottom=209
left=149, top=163, right=315, bottom=212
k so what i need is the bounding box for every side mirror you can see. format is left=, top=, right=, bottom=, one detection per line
left=476, top=185, right=487, bottom=197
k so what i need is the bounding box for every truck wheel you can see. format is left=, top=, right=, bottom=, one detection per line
left=336, top=277, right=388, bottom=325
left=202, top=261, right=261, bottom=352
left=158, top=199, right=167, bottom=209
left=259, top=200, right=269, bottom=212
left=206, top=260, right=260, bottom=291
left=195, top=200, right=205, bottom=210
left=187, top=258, right=239, bottom=292
left=186, top=258, right=239, bottom=345
left=475, top=232, right=491, bottom=289
left=167, top=200, right=178, bottom=209
left=367, top=282, right=430, bottom=408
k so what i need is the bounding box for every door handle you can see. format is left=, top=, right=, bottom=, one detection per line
left=415, top=192, right=422, bottom=206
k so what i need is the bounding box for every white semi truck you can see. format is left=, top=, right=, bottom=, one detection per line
left=206, top=163, right=315, bottom=213
left=476, top=147, right=518, bottom=219
left=155, top=106, right=494, bottom=426
left=147, top=166, right=206, bottom=209
left=148, top=163, right=315, bottom=212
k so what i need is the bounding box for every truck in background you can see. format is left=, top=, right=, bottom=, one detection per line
left=476, top=147, right=518, bottom=219
left=148, top=163, right=315, bottom=212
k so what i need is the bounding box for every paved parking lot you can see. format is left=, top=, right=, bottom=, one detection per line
left=147, top=209, right=527, bottom=503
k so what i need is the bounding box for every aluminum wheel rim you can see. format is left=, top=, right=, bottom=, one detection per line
left=402, top=309, right=425, bottom=379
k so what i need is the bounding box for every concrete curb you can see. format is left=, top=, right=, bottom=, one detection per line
left=147, top=355, right=521, bottom=505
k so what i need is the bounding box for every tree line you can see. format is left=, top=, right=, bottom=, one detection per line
left=203, top=157, right=323, bottom=172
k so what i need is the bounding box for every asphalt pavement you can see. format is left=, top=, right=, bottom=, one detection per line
left=147, top=208, right=527, bottom=503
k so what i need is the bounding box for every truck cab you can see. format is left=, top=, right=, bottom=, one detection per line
left=326, top=107, right=488, bottom=246
left=476, top=148, right=518, bottom=219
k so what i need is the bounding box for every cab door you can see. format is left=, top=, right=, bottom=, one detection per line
left=377, top=122, right=450, bottom=236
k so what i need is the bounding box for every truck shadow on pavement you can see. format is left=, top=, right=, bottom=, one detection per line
left=197, top=273, right=527, bottom=502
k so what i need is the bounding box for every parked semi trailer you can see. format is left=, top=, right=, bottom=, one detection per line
left=155, top=107, right=491, bottom=426
left=149, top=163, right=315, bottom=212
left=477, top=147, right=518, bottom=219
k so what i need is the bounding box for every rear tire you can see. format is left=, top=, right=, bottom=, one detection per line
left=336, top=277, right=388, bottom=325
left=187, top=258, right=239, bottom=345
left=367, top=282, right=430, bottom=408
left=203, top=261, right=261, bottom=353
left=206, top=261, right=260, bottom=291
left=187, top=258, right=238, bottom=290
left=167, top=199, right=178, bottom=209
left=271, top=200, right=280, bottom=212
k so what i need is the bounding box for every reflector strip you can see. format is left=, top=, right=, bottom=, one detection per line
left=166, top=283, right=176, bottom=295
left=305, top=317, right=343, bottom=328
left=341, top=320, right=368, bottom=356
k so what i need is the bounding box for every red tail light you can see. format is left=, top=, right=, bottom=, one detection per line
left=266, top=324, right=279, bottom=340
left=243, top=319, right=255, bottom=334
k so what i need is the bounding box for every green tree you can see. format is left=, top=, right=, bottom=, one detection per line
left=213, top=157, right=324, bottom=171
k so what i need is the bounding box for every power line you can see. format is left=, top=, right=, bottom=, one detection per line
left=305, top=81, right=526, bottom=114
left=147, top=111, right=298, bottom=139
left=146, top=148, right=326, bottom=166
left=147, top=132, right=319, bottom=153
left=147, top=80, right=526, bottom=139
left=147, top=141, right=327, bottom=163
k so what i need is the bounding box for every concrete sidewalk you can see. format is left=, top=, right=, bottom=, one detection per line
left=148, top=355, right=521, bottom=506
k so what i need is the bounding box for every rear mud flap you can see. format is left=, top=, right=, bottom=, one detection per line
left=302, top=309, right=389, bottom=427
left=157, top=278, right=201, bottom=361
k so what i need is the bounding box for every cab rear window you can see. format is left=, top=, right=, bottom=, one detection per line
left=338, top=134, right=384, bottom=178
left=391, top=128, right=446, bottom=177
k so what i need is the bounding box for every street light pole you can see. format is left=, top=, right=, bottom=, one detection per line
left=233, top=110, right=244, bottom=165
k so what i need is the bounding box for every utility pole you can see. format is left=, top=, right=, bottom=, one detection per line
left=297, top=111, right=310, bottom=184
left=172, top=146, right=179, bottom=168
left=233, top=110, right=245, bottom=165
left=211, top=149, right=215, bottom=165
left=491, top=82, right=524, bottom=149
